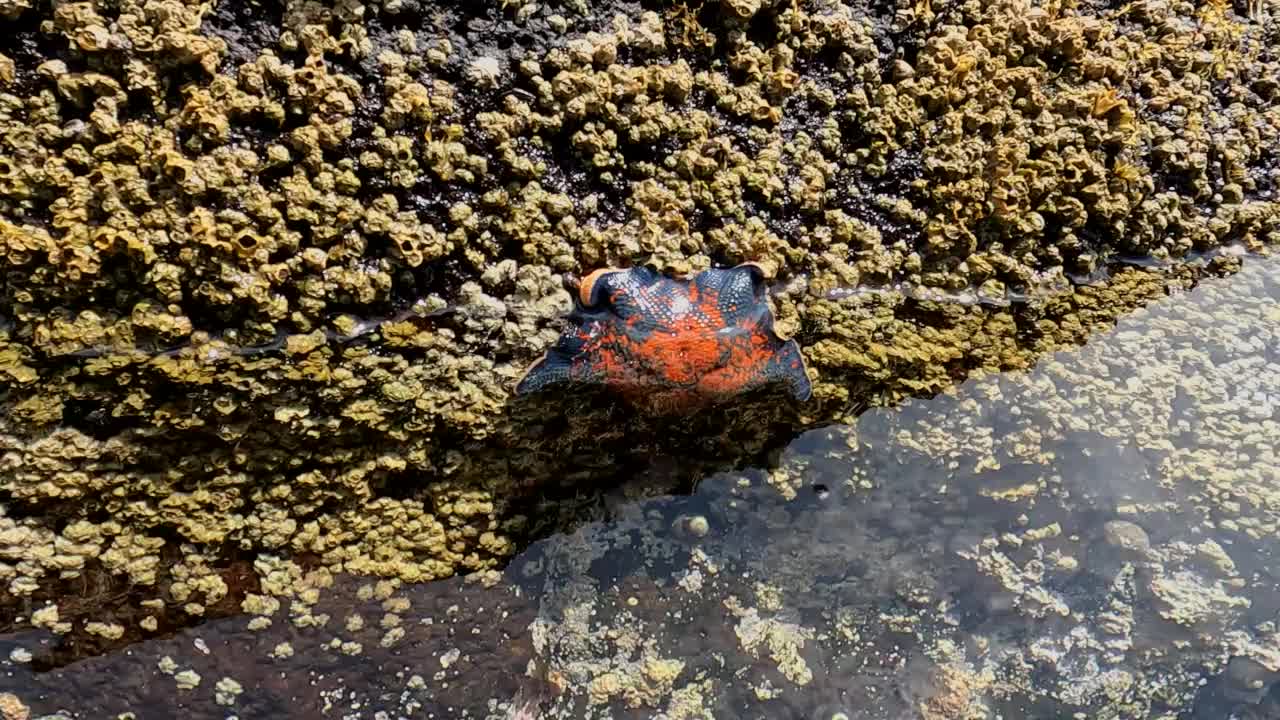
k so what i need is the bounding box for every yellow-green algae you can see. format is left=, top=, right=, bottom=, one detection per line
left=0, top=0, right=1278, bottom=658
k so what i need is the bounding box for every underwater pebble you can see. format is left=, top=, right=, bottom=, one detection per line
left=0, top=693, right=30, bottom=720
left=173, top=669, right=201, bottom=691
left=268, top=642, right=293, bottom=660
left=673, top=514, right=711, bottom=539
left=1102, top=520, right=1151, bottom=556
left=214, top=677, right=243, bottom=706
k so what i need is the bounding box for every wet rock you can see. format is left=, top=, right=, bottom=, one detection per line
left=1102, top=520, right=1151, bottom=557
left=1, top=259, right=1280, bottom=717
left=0, top=693, right=29, bottom=720
left=0, top=0, right=1278, bottom=673
left=1221, top=656, right=1277, bottom=704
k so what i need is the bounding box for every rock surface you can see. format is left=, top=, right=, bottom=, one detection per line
left=3, top=246, right=1278, bottom=720
left=0, top=0, right=1278, bottom=661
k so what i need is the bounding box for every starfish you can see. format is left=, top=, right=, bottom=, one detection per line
left=515, top=263, right=812, bottom=413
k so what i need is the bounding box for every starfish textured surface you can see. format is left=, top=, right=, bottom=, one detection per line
left=516, top=264, right=811, bottom=411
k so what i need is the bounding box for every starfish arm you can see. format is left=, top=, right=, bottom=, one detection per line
left=765, top=339, right=813, bottom=401
left=514, top=350, right=573, bottom=395
left=690, top=264, right=768, bottom=327
left=514, top=325, right=597, bottom=395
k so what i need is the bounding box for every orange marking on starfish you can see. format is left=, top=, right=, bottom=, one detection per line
left=578, top=267, right=623, bottom=306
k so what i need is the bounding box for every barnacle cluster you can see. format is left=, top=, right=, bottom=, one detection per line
left=0, top=0, right=1277, bottom=661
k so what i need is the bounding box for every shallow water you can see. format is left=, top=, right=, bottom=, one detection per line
left=3, top=254, right=1278, bottom=718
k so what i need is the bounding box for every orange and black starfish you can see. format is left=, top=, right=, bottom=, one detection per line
left=515, top=263, right=811, bottom=413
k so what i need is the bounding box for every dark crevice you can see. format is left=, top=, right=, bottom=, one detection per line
left=202, top=0, right=287, bottom=73
left=60, top=399, right=140, bottom=441
left=3, top=0, right=67, bottom=96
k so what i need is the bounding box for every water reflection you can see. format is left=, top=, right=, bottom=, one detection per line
left=3, top=255, right=1278, bottom=719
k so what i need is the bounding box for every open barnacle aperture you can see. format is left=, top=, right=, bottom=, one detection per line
left=515, top=263, right=812, bottom=413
